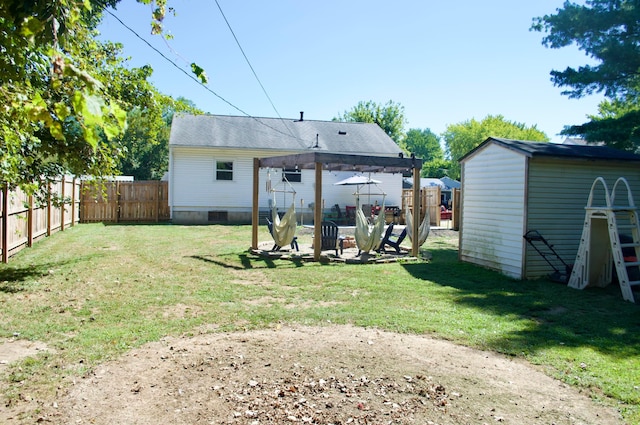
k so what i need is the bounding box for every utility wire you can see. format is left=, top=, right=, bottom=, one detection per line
left=105, top=9, right=306, bottom=143
left=213, top=0, right=296, bottom=138
left=106, top=10, right=248, bottom=116
left=214, top=0, right=281, bottom=119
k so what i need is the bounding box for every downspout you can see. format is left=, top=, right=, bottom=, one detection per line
left=168, top=147, right=174, bottom=220
left=252, top=158, right=260, bottom=250
left=521, top=156, right=531, bottom=279
left=313, top=161, right=323, bottom=261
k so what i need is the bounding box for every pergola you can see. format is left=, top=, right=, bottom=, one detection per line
left=251, top=152, right=423, bottom=261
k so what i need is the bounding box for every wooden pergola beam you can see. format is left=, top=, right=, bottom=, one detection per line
left=252, top=152, right=423, bottom=259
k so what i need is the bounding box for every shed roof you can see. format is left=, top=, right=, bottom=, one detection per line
left=169, top=113, right=402, bottom=156
left=460, top=137, right=640, bottom=163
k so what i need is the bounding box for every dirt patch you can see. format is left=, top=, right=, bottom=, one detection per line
left=0, top=338, right=51, bottom=366
left=14, top=325, right=621, bottom=424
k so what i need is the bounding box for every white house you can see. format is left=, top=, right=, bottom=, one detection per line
left=458, top=137, right=640, bottom=280
left=168, top=113, right=406, bottom=224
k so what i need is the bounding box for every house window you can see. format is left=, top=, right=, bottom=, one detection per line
left=282, top=168, right=301, bottom=183
left=216, top=161, right=233, bottom=181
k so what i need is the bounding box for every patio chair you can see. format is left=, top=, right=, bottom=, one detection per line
left=320, top=220, right=343, bottom=256
left=266, top=217, right=299, bottom=252
left=377, top=223, right=407, bottom=254
left=331, top=204, right=347, bottom=225
left=345, top=206, right=356, bottom=225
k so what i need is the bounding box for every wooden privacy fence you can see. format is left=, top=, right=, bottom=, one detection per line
left=0, top=178, right=81, bottom=262
left=402, top=186, right=460, bottom=229
left=402, top=187, right=441, bottom=225
left=80, top=180, right=169, bottom=223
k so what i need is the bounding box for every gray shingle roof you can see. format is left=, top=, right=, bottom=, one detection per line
left=169, top=113, right=401, bottom=156
left=460, top=137, right=640, bottom=162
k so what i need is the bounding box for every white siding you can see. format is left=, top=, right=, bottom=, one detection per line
left=169, top=146, right=403, bottom=221
left=267, top=170, right=402, bottom=214
left=171, top=147, right=252, bottom=211
left=525, top=159, right=640, bottom=279
left=317, top=171, right=403, bottom=209
left=460, top=144, right=527, bottom=279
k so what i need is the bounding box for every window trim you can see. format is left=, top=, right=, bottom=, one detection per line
left=282, top=168, right=302, bottom=183
left=215, top=160, right=234, bottom=181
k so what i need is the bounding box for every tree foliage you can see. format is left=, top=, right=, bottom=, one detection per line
left=117, top=96, right=200, bottom=180
left=401, top=129, right=443, bottom=161
left=0, top=0, right=127, bottom=193
left=334, top=100, right=407, bottom=144
left=0, top=0, right=203, bottom=196
left=421, top=158, right=452, bottom=179
left=401, top=129, right=450, bottom=177
left=532, top=0, right=640, bottom=150
left=443, top=115, right=548, bottom=179
left=563, top=95, right=640, bottom=151
left=532, top=0, right=640, bottom=100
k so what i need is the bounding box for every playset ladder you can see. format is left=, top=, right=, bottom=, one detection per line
left=567, top=177, right=640, bottom=303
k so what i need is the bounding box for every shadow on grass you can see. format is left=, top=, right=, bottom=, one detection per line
left=189, top=253, right=306, bottom=270
left=0, top=262, right=68, bottom=293
left=403, top=245, right=640, bottom=358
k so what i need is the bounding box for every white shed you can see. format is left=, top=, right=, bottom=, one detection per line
left=458, top=137, right=640, bottom=280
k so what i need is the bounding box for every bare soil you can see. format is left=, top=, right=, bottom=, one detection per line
left=0, top=229, right=624, bottom=424
left=1, top=325, right=622, bottom=424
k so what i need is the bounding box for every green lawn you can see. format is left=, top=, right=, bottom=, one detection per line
left=1, top=223, right=639, bottom=422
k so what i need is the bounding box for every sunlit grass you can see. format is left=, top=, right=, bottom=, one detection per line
left=0, top=223, right=638, bottom=422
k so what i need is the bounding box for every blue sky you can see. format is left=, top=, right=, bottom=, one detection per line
left=98, top=0, right=602, bottom=144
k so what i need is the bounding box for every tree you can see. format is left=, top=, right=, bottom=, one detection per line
left=421, top=158, right=453, bottom=179
left=532, top=0, right=640, bottom=149
left=563, top=95, right=640, bottom=151
left=117, top=96, right=201, bottom=180
left=443, top=115, right=548, bottom=179
left=0, top=0, right=201, bottom=197
left=334, top=100, right=407, bottom=144
left=402, top=129, right=443, bottom=161
left=401, top=129, right=450, bottom=177
left=532, top=0, right=640, bottom=99
left=0, top=0, right=127, bottom=195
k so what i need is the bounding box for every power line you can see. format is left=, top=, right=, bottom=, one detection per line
left=104, top=9, right=306, bottom=143
left=214, top=0, right=282, bottom=120
left=105, top=10, right=249, bottom=116
left=213, top=0, right=296, bottom=139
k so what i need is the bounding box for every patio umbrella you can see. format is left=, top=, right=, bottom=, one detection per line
left=334, top=175, right=385, bottom=209
left=333, top=175, right=381, bottom=186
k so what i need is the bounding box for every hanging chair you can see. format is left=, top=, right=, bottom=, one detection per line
left=267, top=170, right=298, bottom=246
left=355, top=203, right=386, bottom=252
left=405, top=205, right=430, bottom=247
left=271, top=202, right=297, bottom=247
left=344, top=173, right=387, bottom=253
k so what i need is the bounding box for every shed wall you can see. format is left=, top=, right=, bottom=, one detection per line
left=460, top=144, right=527, bottom=278
left=524, top=159, right=640, bottom=278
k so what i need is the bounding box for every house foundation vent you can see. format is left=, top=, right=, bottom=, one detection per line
left=208, top=211, right=228, bottom=223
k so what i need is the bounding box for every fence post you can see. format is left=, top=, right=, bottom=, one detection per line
left=71, top=177, right=77, bottom=227
left=60, top=176, right=65, bottom=231
left=79, top=180, right=86, bottom=223
left=452, top=187, right=460, bottom=231
left=116, top=181, right=120, bottom=223
left=155, top=181, right=160, bottom=222
left=27, top=194, right=34, bottom=247
left=2, top=184, right=7, bottom=263
left=47, top=181, right=52, bottom=236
